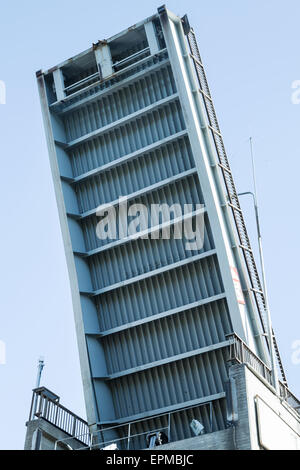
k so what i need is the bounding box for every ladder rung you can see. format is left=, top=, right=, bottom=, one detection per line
left=250, top=287, right=264, bottom=295
left=218, top=163, right=232, bottom=174
left=190, top=53, right=204, bottom=68
left=239, top=244, right=253, bottom=253
left=228, top=202, right=242, bottom=213
left=208, top=125, right=222, bottom=137
left=198, top=88, right=213, bottom=102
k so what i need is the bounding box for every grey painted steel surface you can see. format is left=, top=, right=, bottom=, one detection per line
left=36, top=7, right=280, bottom=447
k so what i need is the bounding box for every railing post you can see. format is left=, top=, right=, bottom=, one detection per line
left=234, top=337, right=237, bottom=360
left=72, top=416, right=77, bottom=436
left=167, top=413, right=171, bottom=443
left=44, top=397, right=49, bottom=420
left=37, top=394, right=43, bottom=417
left=54, top=404, right=59, bottom=426
left=209, top=402, right=213, bottom=433
left=127, top=423, right=131, bottom=450
left=240, top=339, right=244, bottom=363
left=29, top=391, right=36, bottom=421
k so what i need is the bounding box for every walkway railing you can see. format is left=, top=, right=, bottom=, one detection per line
left=29, top=387, right=90, bottom=446
left=226, top=333, right=300, bottom=413
left=226, top=333, right=272, bottom=384
left=279, top=382, right=300, bottom=411
left=55, top=400, right=214, bottom=450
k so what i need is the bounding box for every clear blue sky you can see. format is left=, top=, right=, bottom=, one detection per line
left=0, top=0, right=299, bottom=450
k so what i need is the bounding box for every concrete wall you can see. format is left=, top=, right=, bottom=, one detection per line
left=24, top=419, right=85, bottom=450
left=240, top=365, right=300, bottom=449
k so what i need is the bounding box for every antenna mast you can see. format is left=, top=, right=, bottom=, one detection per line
left=249, top=137, right=279, bottom=394
left=35, top=356, right=45, bottom=388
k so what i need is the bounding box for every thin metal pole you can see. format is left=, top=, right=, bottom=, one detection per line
left=127, top=423, right=131, bottom=450
left=31, top=357, right=45, bottom=421
left=36, top=356, right=45, bottom=388
left=209, top=402, right=213, bottom=433
left=29, top=392, right=35, bottom=421
left=238, top=138, right=279, bottom=394
left=167, top=413, right=171, bottom=443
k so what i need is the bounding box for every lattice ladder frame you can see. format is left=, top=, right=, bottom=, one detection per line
left=185, top=25, right=287, bottom=385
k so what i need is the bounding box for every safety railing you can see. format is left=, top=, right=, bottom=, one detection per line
left=112, top=47, right=150, bottom=71
left=52, top=48, right=169, bottom=111
left=55, top=400, right=214, bottom=450
left=29, top=387, right=90, bottom=446
left=226, top=333, right=300, bottom=414
left=64, top=72, right=99, bottom=94
left=279, top=382, right=300, bottom=412
left=226, top=333, right=272, bottom=384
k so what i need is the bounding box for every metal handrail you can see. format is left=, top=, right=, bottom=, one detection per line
left=62, top=47, right=166, bottom=101
left=29, top=388, right=90, bottom=446
left=80, top=426, right=169, bottom=451
left=113, top=47, right=150, bottom=68
left=91, top=401, right=212, bottom=451
left=226, top=333, right=300, bottom=413
left=226, top=333, right=272, bottom=384
left=279, top=382, right=300, bottom=411
left=64, top=72, right=99, bottom=92
left=53, top=400, right=214, bottom=450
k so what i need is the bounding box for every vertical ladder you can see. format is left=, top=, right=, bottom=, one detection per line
left=185, top=26, right=287, bottom=385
